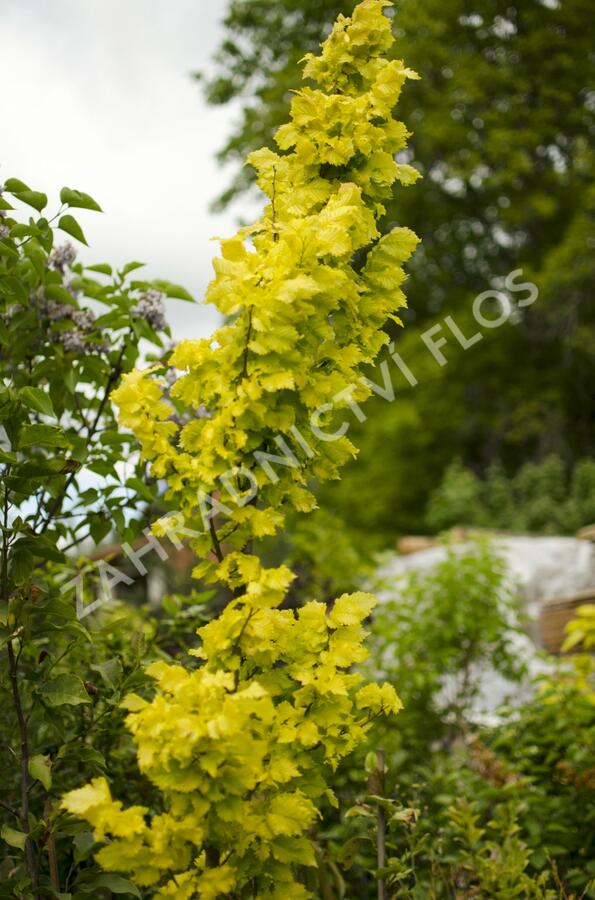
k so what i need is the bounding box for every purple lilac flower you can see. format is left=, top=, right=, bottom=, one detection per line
left=46, top=301, right=73, bottom=321
left=59, top=330, right=87, bottom=354
left=132, top=289, right=167, bottom=331
left=72, top=309, right=96, bottom=331
left=48, top=242, right=77, bottom=272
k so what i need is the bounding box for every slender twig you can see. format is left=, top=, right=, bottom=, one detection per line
left=240, top=307, right=253, bottom=381
left=71, top=390, right=91, bottom=432
left=230, top=609, right=255, bottom=689
left=59, top=529, right=94, bottom=555
left=42, top=795, right=60, bottom=892
left=58, top=703, right=113, bottom=755
left=374, top=749, right=387, bottom=900
left=15, top=204, right=66, bottom=251
left=0, top=799, right=18, bottom=819
left=7, top=640, right=37, bottom=889
left=42, top=639, right=77, bottom=678
left=0, top=472, right=35, bottom=882
left=31, top=489, right=45, bottom=532
left=209, top=519, right=224, bottom=563
left=271, top=166, right=278, bottom=243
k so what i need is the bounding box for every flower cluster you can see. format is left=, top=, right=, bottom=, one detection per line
left=37, top=296, right=103, bottom=355
left=72, top=308, right=96, bottom=331
left=48, top=241, right=77, bottom=272
left=133, top=289, right=167, bottom=331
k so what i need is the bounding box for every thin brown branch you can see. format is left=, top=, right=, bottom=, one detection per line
left=209, top=518, right=224, bottom=563
left=0, top=799, right=19, bottom=819
left=44, top=796, right=60, bottom=892
left=240, top=307, right=253, bottom=382
left=7, top=640, right=37, bottom=889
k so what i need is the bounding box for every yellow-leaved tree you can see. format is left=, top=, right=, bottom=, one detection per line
left=63, top=1, right=420, bottom=896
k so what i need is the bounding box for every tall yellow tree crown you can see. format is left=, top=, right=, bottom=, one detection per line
left=63, top=2, right=419, bottom=896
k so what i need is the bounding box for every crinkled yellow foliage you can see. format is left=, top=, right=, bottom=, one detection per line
left=64, top=590, right=399, bottom=895
left=65, top=2, right=416, bottom=896
left=110, top=0, right=419, bottom=596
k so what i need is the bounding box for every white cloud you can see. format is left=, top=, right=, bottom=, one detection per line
left=0, top=0, right=254, bottom=339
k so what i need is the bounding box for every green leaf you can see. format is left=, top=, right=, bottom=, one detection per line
left=86, top=263, right=112, bottom=275
left=60, top=187, right=102, bottom=212
left=28, top=535, right=65, bottom=563
left=151, top=279, right=194, bottom=302
left=85, top=875, right=141, bottom=897
left=10, top=547, right=35, bottom=585
left=0, top=240, right=18, bottom=259
left=29, top=754, right=52, bottom=790
left=0, top=275, right=27, bottom=303
left=9, top=223, right=34, bottom=239
left=12, top=458, right=66, bottom=477
left=14, top=190, right=48, bottom=212
left=345, top=804, right=375, bottom=819
left=364, top=751, right=378, bottom=774
left=125, top=475, right=154, bottom=502
left=89, top=515, right=112, bottom=544
left=365, top=794, right=399, bottom=812
left=75, top=747, right=107, bottom=770
left=100, top=430, right=131, bottom=447
left=19, top=423, right=67, bottom=448
left=91, top=657, right=122, bottom=689
left=20, top=387, right=55, bottom=418
left=336, top=835, right=363, bottom=864
left=4, top=178, right=30, bottom=193
left=44, top=283, right=77, bottom=306
left=120, top=261, right=146, bottom=277
left=87, top=461, right=118, bottom=479
left=1, top=824, right=27, bottom=851
left=72, top=831, right=96, bottom=863
left=39, top=674, right=91, bottom=707
left=58, top=214, right=88, bottom=246
left=57, top=745, right=106, bottom=771
left=23, top=238, right=46, bottom=273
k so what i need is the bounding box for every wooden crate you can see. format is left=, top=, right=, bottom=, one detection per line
left=539, top=588, right=595, bottom=654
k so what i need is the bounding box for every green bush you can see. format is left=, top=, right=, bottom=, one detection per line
left=426, top=455, right=595, bottom=535
left=313, top=542, right=595, bottom=897
left=0, top=177, right=203, bottom=897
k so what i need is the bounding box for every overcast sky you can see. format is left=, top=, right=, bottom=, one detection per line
left=0, top=0, right=253, bottom=339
